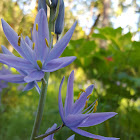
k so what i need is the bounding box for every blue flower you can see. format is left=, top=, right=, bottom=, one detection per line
left=0, top=45, right=40, bottom=93
left=0, top=66, right=11, bottom=92
left=58, top=71, right=119, bottom=140
left=43, top=123, right=75, bottom=140
left=0, top=9, right=76, bottom=83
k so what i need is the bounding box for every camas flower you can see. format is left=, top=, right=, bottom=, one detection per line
left=0, top=66, right=11, bottom=92
left=0, top=9, right=76, bottom=83
left=0, top=45, right=40, bottom=93
left=43, top=123, right=75, bottom=140
left=58, top=71, right=119, bottom=140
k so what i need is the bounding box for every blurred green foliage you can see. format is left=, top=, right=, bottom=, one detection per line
left=0, top=0, right=140, bottom=140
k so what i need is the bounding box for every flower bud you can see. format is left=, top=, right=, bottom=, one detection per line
left=55, top=0, right=64, bottom=35
left=38, top=0, right=47, bottom=16
left=51, top=0, right=57, bottom=7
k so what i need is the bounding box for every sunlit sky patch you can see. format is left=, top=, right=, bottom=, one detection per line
left=13, top=0, right=139, bottom=41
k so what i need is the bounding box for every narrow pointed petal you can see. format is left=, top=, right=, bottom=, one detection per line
left=1, top=45, right=13, bottom=55
left=43, top=123, right=57, bottom=140
left=0, top=74, right=25, bottom=83
left=58, top=77, right=65, bottom=122
left=65, top=70, right=74, bottom=117
left=71, top=85, right=94, bottom=114
left=32, top=9, right=49, bottom=61
left=47, top=22, right=77, bottom=61
left=1, top=19, right=26, bottom=58
left=34, top=81, right=41, bottom=94
left=20, top=37, right=37, bottom=66
left=24, top=70, right=44, bottom=82
left=43, top=56, right=76, bottom=72
left=0, top=54, right=35, bottom=70
left=23, top=82, right=35, bottom=91
left=67, top=135, right=75, bottom=140
left=25, top=36, right=33, bottom=48
left=79, top=112, right=117, bottom=127
left=70, top=128, right=119, bottom=140
left=64, top=114, right=89, bottom=127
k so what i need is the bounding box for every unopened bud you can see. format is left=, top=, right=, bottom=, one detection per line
left=55, top=0, right=64, bottom=35
left=38, top=0, right=47, bottom=16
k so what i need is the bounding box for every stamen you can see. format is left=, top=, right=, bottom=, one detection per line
left=45, top=38, right=49, bottom=47
left=18, top=28, right=23, bottom=36
left=18, top=36, right=21, bottom=46
left=87, top=94, right=92, bottom=99
left=77, top=92, right=81, bottom=99
left=85, top=100, right=88, bottom=108
left=36, top=24, right=38, bottom=31
left=80, top=89, right=86, bottom=92
left=93, top=101, right=98, bottom=112
left=37, top=60, right=42, bottom=69
left=51, top=32, right=55, bottom=36
left=32, top=42, right=35, bottom=49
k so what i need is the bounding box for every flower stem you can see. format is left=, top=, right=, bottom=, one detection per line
left=30, top=72, right=50, bottom=140
left=34, top=124, right=64, bottom=140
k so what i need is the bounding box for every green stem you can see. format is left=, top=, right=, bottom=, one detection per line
left=30, top=72, right=50, bottom=140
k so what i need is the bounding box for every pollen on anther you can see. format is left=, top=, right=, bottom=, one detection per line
left=87, top=94, right=92, bottom=99
left=77, top=92, right=81, bottom=99
left=80, top=89, right=86, bottom=92
left=18, top=36, right=21, bottom=46
left=36, top=24, right=38, bottom=31
left=18, top=28, right=23, bottom=36
left=51, top=32, right=55, bottom=36
left=32, top=42, right=35, bottom=49
left=85, top=100, right=88, bottom=108
left=45, top=38, right=49, bottom=47
left=93, top=100, right=98, bottom=112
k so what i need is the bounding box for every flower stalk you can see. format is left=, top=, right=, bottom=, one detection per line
left=34, top=124, right=64, bottom=140
left=30, top=72, right=50, bottom=140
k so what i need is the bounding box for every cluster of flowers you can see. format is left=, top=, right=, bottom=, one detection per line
left=0, top=0, right=119, bottom=139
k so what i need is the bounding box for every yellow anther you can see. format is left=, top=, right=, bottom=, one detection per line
left=18, top=36, right=21, bottom=46
left=93, top=101, right=98, bottom=112
left=85, top=100, right=88, bottom=108
left=80, top=89, right=86, bottom=92
left=51, top=32, right=55, bottom=36
left=87, top=94, right=92, bottom=99
left=77, top=92, right=81, bottom=100
left=37, top=60, right=42, bottom=69
left=18, top=28, right=23, bottom=36
left=45, top=38, right=49, bottom=47
left=36, top=24, right=38, bottom=31
left=32, top=42, right=35, bottom=49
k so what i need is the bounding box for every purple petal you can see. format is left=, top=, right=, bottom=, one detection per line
left=64, top=114, right=89, bottom=127
left=20, top=37, right=37, bottom=66
left=58, top=77, right=65, bottom=122
left=43, top=56, right=76, bottom=72
left=47, top=22, right=77, bottom=61
left=1, top=45, right=14, bottom=55
left=1, top=19, right=26, bottom=58
left=64, top=70, right=74, bottom=117
left=43, top=123, right=57, bottom=140
left=79, top=112, right=117, bottom=127
left=67, top=135, right=75, bottom=140
left=25, top=36, right=33, bottom=48
left=0, top=54, right=35, bottom=70
left=23, top=82, right=35, bottom=91
left=34, top=81, right=41, bottom=94
left=32, top=9, right=49, bottom=61
left=24, top=70, right=44, bottom=82
left=70, top=127, right=119, bottom=140
left=0, top=74, right=25, bottom=83
left=71, top=84, right=94, bottom=114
